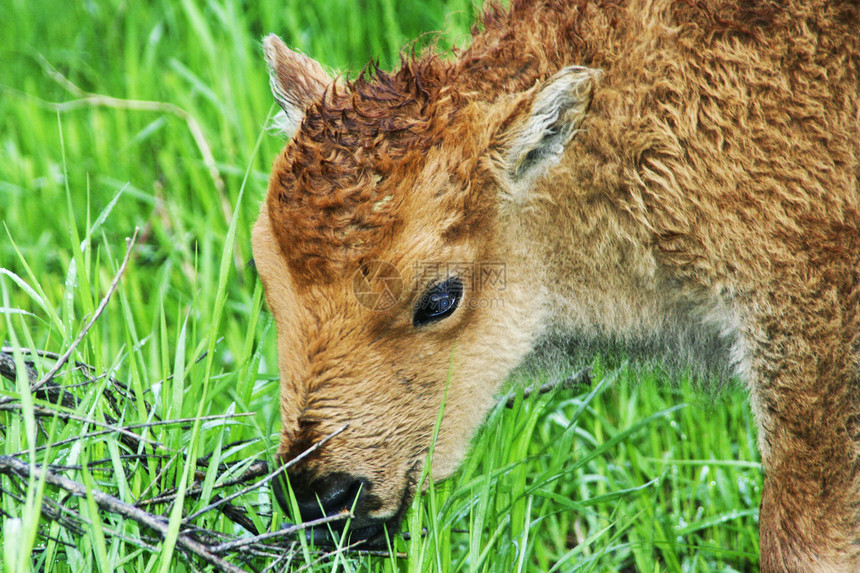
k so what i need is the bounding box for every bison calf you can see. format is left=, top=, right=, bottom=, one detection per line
left=252, top=0, right=860, bottom=570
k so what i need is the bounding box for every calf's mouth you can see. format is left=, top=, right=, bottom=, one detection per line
left=271, top=466, right=419, bottom=548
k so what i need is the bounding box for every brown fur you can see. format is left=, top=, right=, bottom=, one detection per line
left=253, top=1, right=860, bottom=569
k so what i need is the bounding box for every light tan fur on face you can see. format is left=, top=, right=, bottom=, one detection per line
left=255, top=1, right=860, bottom=569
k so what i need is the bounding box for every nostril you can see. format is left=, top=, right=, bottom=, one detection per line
left=297, top=477, right=363, bottom=521
left=273, top=472, right=366, bottom=522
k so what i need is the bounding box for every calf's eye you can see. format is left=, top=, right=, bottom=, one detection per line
left=413, top=277, right=464, bottom=327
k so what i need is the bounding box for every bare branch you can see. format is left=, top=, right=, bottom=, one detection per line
left=0, top=403, right=164, bottom=450
left=12, top=412, right=254, bottom=457
left=0, top=455, right=247, bottom=573
left=209, top=512, right=352, bottom=554
left=34, top=55, right=230, bottom=223
left=182, top=424, right=348, bottom=524
left=504, top=367, right=592, bottom=408
left=41, top=493, right=160, bottom=553
left=138, top=458, right=268, bottom=508
left=292, top=538, right=405, bottom=573
left=0, top=352, right=38, bottom=385
left=0, top=229, right=139, bottom=406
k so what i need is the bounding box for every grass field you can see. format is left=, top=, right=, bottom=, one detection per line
left=1, top=0, right=761, bottom=571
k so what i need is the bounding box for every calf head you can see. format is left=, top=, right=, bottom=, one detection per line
left=253, top=34, right=599, bottom=541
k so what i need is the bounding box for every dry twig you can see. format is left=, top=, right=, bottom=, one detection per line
left=504, top=366, right=592, bottom=408
left=33, top=56, right=230, bottom=223
left=0, top=352, right=38, bottom=385
left=209, top=512, right=353, bottom=555
left=0, top=281, right=375, bottom=570
left=0, top=229, right=138, bottom=406
left=182, top=424, right=348, bottom=525
left=0, top=455, right=248, bottom=573
left=0, top=403, right=164, bottom=450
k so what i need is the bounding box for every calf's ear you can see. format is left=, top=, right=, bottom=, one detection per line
left=263, top=34, right=333, bottom=138
left=501, top=66, right=601, bottom=199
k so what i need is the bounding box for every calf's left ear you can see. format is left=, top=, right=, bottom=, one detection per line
left=263, top=34, right=333, bottom=138
left=500, top=66, right=601, bottom=199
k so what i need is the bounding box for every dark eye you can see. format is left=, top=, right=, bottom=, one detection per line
left=413, top=277, right=464, bottom=327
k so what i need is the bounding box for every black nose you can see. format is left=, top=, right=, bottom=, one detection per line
left=272, top=470, right=364, bottom=518
left=272, top=471, right=386, bottom=543
left=298, top=475, right=361, bottom=520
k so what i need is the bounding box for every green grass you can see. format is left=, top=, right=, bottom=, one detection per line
left=0, top=0, right=761, bottom=571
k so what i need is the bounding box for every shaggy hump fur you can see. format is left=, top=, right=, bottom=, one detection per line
left=255, top=0, right=860, bottom=570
